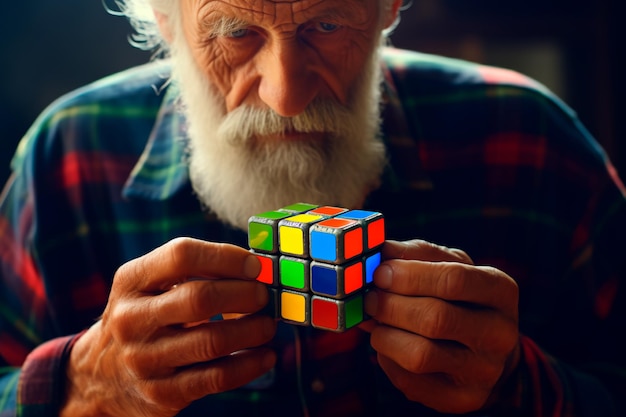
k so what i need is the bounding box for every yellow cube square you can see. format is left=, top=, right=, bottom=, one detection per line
left=278, top=214, right=323, bottom=257
left=280, top=290, right=309, bottom=324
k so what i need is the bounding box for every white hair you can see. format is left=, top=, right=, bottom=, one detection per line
left=112, top=0, right=174, bottom=55
left=116, top=0, right=401, bottom=56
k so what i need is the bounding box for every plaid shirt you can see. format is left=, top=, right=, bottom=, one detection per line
left=1, top=47, right=625, bottom=416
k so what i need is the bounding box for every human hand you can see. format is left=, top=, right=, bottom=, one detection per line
left=60, top=237, right=277, bottom=417
left=362, top=239, right=520, bottom=414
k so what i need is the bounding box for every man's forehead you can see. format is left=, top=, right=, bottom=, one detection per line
left=197, top=0, right=371, bottom=24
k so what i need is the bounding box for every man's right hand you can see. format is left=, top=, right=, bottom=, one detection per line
left=60, top=237, right=277, bottom=416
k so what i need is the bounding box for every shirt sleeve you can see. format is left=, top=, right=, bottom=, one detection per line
left=16, top=334, right=83, bottom=417
left=0, top=110, right=73, bottom=416
left=0, top=166, right=46, bottom=416
left=0, top=147, right=86, bottom=416
left=0, top=166, right=54, bottom=416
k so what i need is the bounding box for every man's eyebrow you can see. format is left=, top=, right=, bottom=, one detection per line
left=201, top=15, right=250, bottom=38
left=295, top=1, right=368, bottom=24
left=315, top=6, right=359, bottom=21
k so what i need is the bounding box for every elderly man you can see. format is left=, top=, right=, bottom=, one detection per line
left=1, top=0, right=624, bottom=416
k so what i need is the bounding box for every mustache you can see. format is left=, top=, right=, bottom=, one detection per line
left=216, top=98, right=354, bottom=144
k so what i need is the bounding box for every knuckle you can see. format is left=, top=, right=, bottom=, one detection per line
left=113, top=258, right=144, bottom=290
left=414, top=240, right=444, bottom=259
left=186, top=282, right=213, bottom=317
left=439, top=264, right=467, bottom=300
left=191, top=280, right=231, bottom=318
left=203, top=241, right=228, bottom=263
left=168, top=236, right=197, bottom=249
left=480, top=266, right=520, bottom=314
left=503, top=273, right=520, bottom=303
left=166, top=237, right=198, bottom=264
left=201, top=326, right=228, bottom=359
left=384, top=294, right=402, bottom=323
left=122, top=356, right=191, bottom=411
left=204, top=366, right=229, bottom=394
left=202, top=242, right=236, bottom=274
left=106, top=303, right=140, bottom=342
left=424, top=240, right=446, bottom=254
left=121, top=347, right=148, bottom=379
left=420, top=299, right=454, bottom=338
left=141, top=382, right=175, bottom=409
left=487, top=266, right=518, bottom=295
left=135, top=378, right=189, bottom=412
left=404, top=344, right=430, bottom=373
left=450, top=248, right=473, bottom=265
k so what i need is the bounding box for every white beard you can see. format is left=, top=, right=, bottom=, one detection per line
left=169, top=30, right=387, bottom=230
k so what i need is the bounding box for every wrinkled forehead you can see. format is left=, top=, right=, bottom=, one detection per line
left=192, top=0, right=376, bottom=27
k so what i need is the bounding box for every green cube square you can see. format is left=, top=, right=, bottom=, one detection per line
left=345, top=295, right=364, bottom=329
left=280, top=256, right=310, bottom=291
left=248, top=211, right=292, bottom=253
left=249, top=223, right=274, bottom=252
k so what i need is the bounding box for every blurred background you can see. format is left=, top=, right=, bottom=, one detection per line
left=0, top=0, right=623, bottom=184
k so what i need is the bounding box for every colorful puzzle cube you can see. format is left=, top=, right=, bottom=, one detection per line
left=248, top=203, right=385, bottom=332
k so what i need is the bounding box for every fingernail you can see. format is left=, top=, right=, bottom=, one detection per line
left=375, top=265, right=393, bottom=289
left=364, top=291, right=378, bottom=316
left=243, top=254, right=261, bottom=279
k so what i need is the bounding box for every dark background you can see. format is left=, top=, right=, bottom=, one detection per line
left=1, top=0, right=623, bottom=184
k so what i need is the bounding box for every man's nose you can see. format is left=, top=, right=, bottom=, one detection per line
left=257, top=40, right=320, bottom=117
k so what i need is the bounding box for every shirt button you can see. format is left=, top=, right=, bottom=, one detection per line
left=311, top=378, right=325, bottom=393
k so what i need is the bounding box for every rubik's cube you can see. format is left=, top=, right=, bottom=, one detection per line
left=248, top=203, right=385, bottom=332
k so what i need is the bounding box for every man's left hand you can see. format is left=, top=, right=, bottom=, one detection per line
left=362, top=239, right=520, bottom=414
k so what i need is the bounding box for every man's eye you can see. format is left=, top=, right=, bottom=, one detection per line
left=229, top=28, right=249, bottom=38
left=315, top=22, right=340, bottom=33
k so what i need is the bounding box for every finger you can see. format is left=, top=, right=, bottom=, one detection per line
left=115, top=237, right=261, bottom=293
left=138, top=348, right=277, bottom=411
left=174, top=316, right=276, bottom=367
left=376, top=354, right=493, bottom=414
left=366, top=291, right=518, bottom=353
left=382, top=240, right=473, bottom=265
left=127, top=315, right=277, bottom=375
left=369, top=324, right=474, bottom=375
left=152, top=279, right=269, bottom=326
left=373, top=261, right=518, bottom=313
